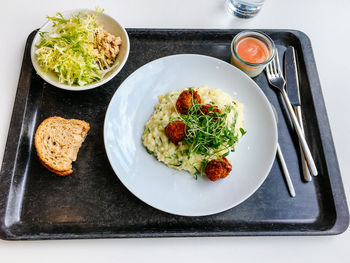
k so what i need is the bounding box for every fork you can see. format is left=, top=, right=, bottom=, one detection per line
left=266, top=49, right=318, bottom=176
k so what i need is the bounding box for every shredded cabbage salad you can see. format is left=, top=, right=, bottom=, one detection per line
left=35, top=10, right=118, bottom=86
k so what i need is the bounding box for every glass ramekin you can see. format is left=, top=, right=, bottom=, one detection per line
left=230, top=31, right=275, bottom=77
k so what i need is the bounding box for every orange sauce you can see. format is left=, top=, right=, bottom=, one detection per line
left=236, top=37, right=268, bottom=64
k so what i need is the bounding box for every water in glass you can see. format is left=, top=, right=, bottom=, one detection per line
left=226, top=0, right=265, bottom=19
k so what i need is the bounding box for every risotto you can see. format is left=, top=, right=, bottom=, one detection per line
left=142, top=86, right=245, bottom=177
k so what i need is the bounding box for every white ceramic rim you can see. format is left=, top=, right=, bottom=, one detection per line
left=30, top=9, right=130, bottom=91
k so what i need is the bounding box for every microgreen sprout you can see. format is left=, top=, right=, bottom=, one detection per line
left=180, top=100, right=242, bottom=161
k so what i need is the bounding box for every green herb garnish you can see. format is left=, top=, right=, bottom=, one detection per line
left=145, top=148, right=153, bottom=155
left=180, top=101, right=241, bottom=159
left=240, top=128, right=247, bottom=136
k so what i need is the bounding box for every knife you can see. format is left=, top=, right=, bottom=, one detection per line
left=284, top=46, right=313, bottom=181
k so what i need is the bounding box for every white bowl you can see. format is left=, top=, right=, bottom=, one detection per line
left=31, top=9, right=130, bottom=91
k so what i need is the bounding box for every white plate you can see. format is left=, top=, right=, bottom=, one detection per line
left=104, top=54, right=277, bottom=216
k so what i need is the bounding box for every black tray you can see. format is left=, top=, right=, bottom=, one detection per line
left=0, top=29, right=348, bottom=240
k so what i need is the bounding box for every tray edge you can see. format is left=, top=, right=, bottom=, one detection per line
left=0, top=28, right=348, bottom=240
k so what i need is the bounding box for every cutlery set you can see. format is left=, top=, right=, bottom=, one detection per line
left=265, top=46, right=317, bottom=197
left=284, top=47, right=313, bottom=182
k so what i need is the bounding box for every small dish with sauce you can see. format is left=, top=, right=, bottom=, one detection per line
left=230, top=31, right=275, bottom=77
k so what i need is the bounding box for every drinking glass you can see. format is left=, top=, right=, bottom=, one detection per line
left=226, top=0, right=265, bottom=19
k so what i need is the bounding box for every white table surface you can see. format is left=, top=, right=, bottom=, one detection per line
left=1, top=0, right=349, bottom=262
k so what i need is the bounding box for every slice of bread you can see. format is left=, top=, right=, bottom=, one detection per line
left=34, top=116, right=90, bottom=176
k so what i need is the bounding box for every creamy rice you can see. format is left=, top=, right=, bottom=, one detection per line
left=142, top=86, right=244, bottom=175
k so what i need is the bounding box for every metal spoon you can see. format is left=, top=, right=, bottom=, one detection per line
left=271, top=104, right=296, bottom=197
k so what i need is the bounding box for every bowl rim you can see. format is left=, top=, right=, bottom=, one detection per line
left=30, top=8, right=130, bottom=91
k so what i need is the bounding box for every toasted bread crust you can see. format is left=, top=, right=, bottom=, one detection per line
left=34, top=116, right=90, bottom=176
left=39, top=159, right=73, bottom=176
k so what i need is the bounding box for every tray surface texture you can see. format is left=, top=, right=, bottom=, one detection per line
left=0, top=29, right=348, bottom=240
